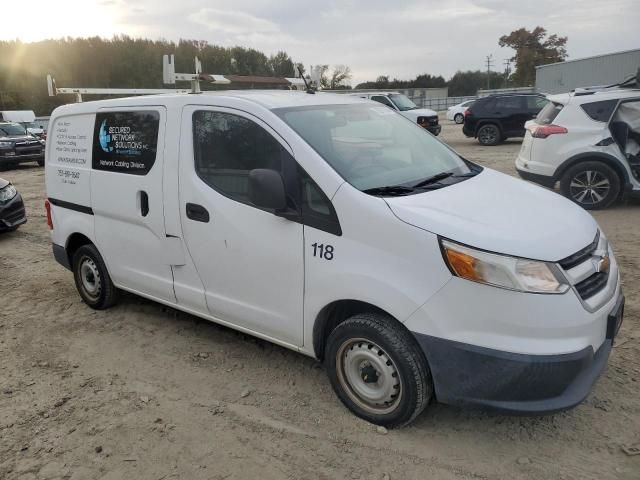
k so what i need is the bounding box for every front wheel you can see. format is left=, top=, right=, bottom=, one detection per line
left=72, top=244, right=119, bottom=309
left=560, top=161, right=621, bottom=210
left=454, top=113, right=464, bottom=124
left=325, top=313, right=433, bottom=428
left=477, top=124, right=501, bottom=146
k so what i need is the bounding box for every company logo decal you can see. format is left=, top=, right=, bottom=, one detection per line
left=98, top=119, right=113, bottom=153
left=92, top=111, right=159, bottom=176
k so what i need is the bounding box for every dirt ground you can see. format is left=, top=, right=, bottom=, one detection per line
left=1, top=118, right=639, bottom=480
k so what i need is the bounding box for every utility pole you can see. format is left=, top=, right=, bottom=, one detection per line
left=486, top=54, right=494, bottom=90
left=503, top=59, right=511, bottom=87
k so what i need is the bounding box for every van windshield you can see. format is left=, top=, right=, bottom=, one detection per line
left=274, top=104, right=477, bottom=194
left=388, top=94, right=417, bottom=111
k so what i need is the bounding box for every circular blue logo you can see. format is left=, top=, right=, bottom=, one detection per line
left=98, top=119, right=113, bottom=152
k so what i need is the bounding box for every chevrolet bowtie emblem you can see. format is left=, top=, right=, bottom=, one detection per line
left=595, top=254, right=610, bottom=274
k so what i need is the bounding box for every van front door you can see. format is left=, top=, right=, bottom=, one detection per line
left=178, top=106, right=304, bottom=346
left=91, top=107, right=176, bottom=302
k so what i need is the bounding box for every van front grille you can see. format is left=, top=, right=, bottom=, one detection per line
left=559, top=232, right=599, bottom=270
left=559, top=231, right=612, bottom=305
left=575, top=272, right=609, bottom=300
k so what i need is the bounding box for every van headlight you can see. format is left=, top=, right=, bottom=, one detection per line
left=0, top=184, right=17, bottom=203
left=440, top=239, right=569, bottom=294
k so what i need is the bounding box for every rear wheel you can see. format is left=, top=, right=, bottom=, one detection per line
left=37, top=159, right=45, bottom=167
left=72, top=244, right=119, bottom=309
left=325, top=313, right=433, bottom=428
left=454, top=113, right=464, bottom=124
left=560, top=161, right=621, bottom=210
left=477, top=124, right=501, bottom=146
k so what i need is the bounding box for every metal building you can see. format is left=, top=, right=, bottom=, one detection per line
left=536, top=48, right=640, bottom=94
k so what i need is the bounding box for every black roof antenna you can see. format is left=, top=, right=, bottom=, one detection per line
left=298, top=66, right=315, bottom=94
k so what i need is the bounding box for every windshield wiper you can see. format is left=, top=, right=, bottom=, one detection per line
left=412, top=172, right=454, bottom=188
left=362, top=185, right=415, bottom=196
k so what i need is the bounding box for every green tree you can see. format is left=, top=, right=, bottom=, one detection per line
left=269, top=51, right=295, bottom=77
left=499, top=27, right=568, bottom=86
left=447, top=70, right=506, bottom=96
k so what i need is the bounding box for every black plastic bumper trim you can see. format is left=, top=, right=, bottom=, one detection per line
left=48, top=198, right=93, bottom=215
left=52, top=243, right=72, bottom=270
left=516, top=168, right=557, bottom=188
left=412, top=311, right=620, bottom=414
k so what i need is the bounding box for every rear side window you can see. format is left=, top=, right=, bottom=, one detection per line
left=581, top=100, right=617, bottom=122
left=92, top=111, right=160, bottom=175
left=536, top=102, right=564, bottom=125
left=371, top=96, right=395, bottom=108
left=494, top=96, right=522, bottom=110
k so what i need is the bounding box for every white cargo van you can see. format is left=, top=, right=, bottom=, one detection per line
left=45, top=91, right=624, bottom=427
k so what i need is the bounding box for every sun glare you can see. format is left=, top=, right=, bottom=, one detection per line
left=2, top=0, right=117, bottom=42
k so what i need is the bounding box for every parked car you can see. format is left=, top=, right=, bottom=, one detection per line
left=0, top=110, right=46, bottom=139
left=348, top=92, right=441, bottom=135
left=0, top=177, right=26, bottom=232
left=463, top=93, right=549, bottom=145
left=516, top=86, right=640, bottom=209
left=446, top=99, right=475, bottom=124
left=0, top=122, right=46, bottom=168
left=45, top=91, right=622, bottom=427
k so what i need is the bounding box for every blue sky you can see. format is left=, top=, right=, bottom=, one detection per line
left=4, top=0, right=639, bottom=85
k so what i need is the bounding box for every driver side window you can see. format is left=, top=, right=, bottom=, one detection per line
left=192, top=110, right=341, bottom=235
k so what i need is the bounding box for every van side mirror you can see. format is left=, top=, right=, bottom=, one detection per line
left=248, top=169, right=287, bottom=211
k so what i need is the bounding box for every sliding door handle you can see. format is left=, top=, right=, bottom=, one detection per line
left=139, top=191, right=149, bottom=217
left=186, top=203, right=210, bottom=223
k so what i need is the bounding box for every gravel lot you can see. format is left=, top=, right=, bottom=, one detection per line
left=1, top=118, right=639, bottom=480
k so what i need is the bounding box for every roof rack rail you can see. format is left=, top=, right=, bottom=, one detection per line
left=572, top=68, right=640, bottom=96
left=47, top=55, right=307, bottom=102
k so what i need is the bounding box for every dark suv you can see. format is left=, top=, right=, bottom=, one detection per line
left=463, top=93, right=549, bottom=146
left=0, top=122, right=45, bottom=168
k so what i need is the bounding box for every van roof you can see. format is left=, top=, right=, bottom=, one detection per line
left=52, top=90, right=369, bottom=115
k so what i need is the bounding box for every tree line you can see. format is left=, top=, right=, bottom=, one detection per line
left=0, top=37, right=308, bottom=115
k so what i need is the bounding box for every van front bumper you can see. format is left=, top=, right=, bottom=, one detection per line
left=412, top=293, right=624, bottom=414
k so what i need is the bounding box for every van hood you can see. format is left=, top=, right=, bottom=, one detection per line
left=385, top=169, right=598, bottom=261
left=400, top=108, right=438, bottom=120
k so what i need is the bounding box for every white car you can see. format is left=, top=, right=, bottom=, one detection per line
left=446, top=99, right=475, bottom=124
left=348, top=92, right=441, bottom=135
left=516, top=83, right=640, bottom=209
left=45, top=90, right=623, bottom=427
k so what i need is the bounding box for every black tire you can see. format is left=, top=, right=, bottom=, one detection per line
left=476, top=123, right=501, bottom=146
left=454, top=113, right=464, bottom=124
left=325, top=313, right=433, bottom=428
left=72, top=244, right=119, bottom=309
left=560, top=161, right=621, bottom=210
left=37, top=159, right=45, bottom=167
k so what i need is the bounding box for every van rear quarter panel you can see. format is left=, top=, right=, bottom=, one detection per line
left=45, top=112, right=96, bottom=246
